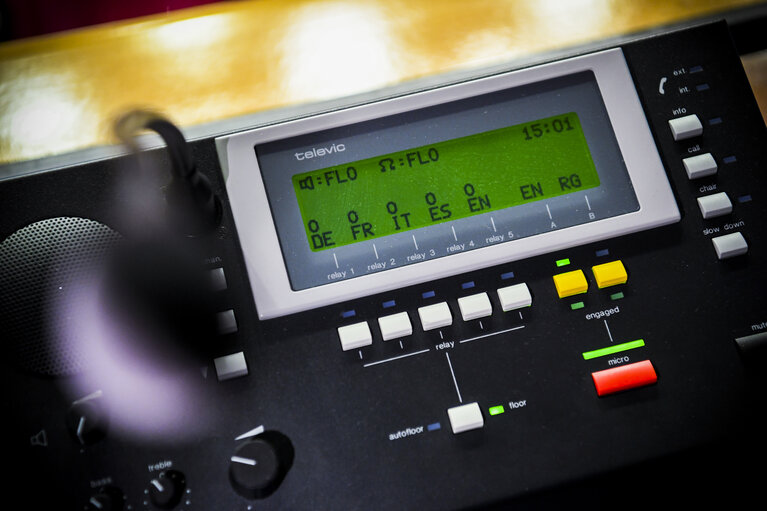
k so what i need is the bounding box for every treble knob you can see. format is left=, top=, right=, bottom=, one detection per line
left=229, top=431, right=294, bottom=499
left=147, top=470, right=186, bottom=509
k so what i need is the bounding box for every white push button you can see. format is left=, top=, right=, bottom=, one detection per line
left=697, top=192, right=732, bottom=219
left=447, top=402, right=484, bottom=434
left=418, top=302, right=453, bottom=331
left=214, top=352, right=248, bottom=381
left=216, top=309, right=238, bottom=335
left=208, top=267, right=228, bottom=292
left=712, top=232, right=748, bottom=260
left=457, top=292, right=492, bottom=321
left=497, top=283, right=532, bottom=311
left=378, top=312, right=412, bottom=341
left=668, top=114, right=703, bottom=141
left=683, top=153, right=717, bottom=179
left=338, top=321, right=373, bottom=351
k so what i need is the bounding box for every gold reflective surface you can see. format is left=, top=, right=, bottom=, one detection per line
left=0, top=0, right=763, bottom=164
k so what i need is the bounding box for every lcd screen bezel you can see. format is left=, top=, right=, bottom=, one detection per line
left=218, top=48, right=679, bottom=319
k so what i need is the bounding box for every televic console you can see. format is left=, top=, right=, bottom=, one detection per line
left=2, top=21, right=766, bottom=510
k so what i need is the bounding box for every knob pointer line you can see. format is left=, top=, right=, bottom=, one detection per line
left=76, top=416, right=87, bottom=445
left=231, top=456, right=258, bottom=466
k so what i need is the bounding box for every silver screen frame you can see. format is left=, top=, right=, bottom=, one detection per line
left=217, top=48, right=680, bottom=319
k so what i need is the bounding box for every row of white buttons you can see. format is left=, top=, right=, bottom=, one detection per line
left=208, top=267, right=251, bottom=382
left=338, top=283, right=532, bottom=351
left=669, top=116, right=749, bottom=261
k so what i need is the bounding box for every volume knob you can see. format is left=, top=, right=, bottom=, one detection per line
left=66, top=398, right=108, bottom=445
left=229, top=431, right=294, bottom=499
left=148, top=470, right=186, bottom=509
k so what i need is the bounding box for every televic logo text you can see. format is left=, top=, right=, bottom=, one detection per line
left=294, top=143, right=346, bottom=161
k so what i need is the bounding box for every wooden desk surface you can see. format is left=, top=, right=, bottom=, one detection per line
left=0, top=0, right=763, bottom=165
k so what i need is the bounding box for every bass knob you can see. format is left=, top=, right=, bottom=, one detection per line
left=86, top=486, right=124, bottom=511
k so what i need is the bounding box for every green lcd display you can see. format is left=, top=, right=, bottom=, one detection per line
left=292, top=112, right=599, bottom=252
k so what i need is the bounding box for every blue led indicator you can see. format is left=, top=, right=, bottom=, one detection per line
left=341, top=310, right=356, bottom=318
left=696, top=83, right=710, bottom=91
left=461, top=281, right=475, bottom=289
left=427, top=422, right=441, bottom=431
left=595, top=248, right=610, bottom=257
left=709, top=117, right=723, bottom=125
left=738, top=195, right=752, bottom=203
left=500, top=271, right=515, bottom=280
left=723, top=155, right=737, bottom=164
left=422, top=291, right=436, bottom=299
left=382, top=300, right=396, bottom=308
left=689, top=65, right=703, bottom=73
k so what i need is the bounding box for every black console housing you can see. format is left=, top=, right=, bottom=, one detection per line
left=2, top=21, right=766, bottom=510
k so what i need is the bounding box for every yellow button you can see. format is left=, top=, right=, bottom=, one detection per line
left=553, top=270, right=588, bottom=298
left=592, top=260, right=628, bottom=288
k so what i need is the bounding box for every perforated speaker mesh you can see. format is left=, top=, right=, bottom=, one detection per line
left=0, top=217, right=121, bottom=377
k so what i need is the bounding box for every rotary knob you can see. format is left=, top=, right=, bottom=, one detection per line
left=86, top=486, right=124, bottom=511
left=229, top=431, right=294, bottom=499
left=66, top=398, right=108, bottom=445
left=148, top=470, right=186, bottom=509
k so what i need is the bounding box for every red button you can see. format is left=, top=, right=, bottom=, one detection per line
left=591, top=360, right=657, bottom=396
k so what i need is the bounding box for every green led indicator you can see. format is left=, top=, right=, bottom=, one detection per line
left=610, top=291, right=625, bottom=300
left=489, top=405, right=505, bottom=416
left=570, top=301, right=585, bottom=310
left=582, top=339, right=646, bottom=360
left=556, top=258, right=571, bottom=267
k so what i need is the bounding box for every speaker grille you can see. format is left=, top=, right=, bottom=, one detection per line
left=0, top=217, right=121, bottom=376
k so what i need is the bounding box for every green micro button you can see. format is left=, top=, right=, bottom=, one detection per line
left=556, top=258, right=571, bottom=267
left=570, top=301, right=585, bottom=310
left=582, top=339, right=646, bottom=360
left=489, top=405, right=505, bottom=416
